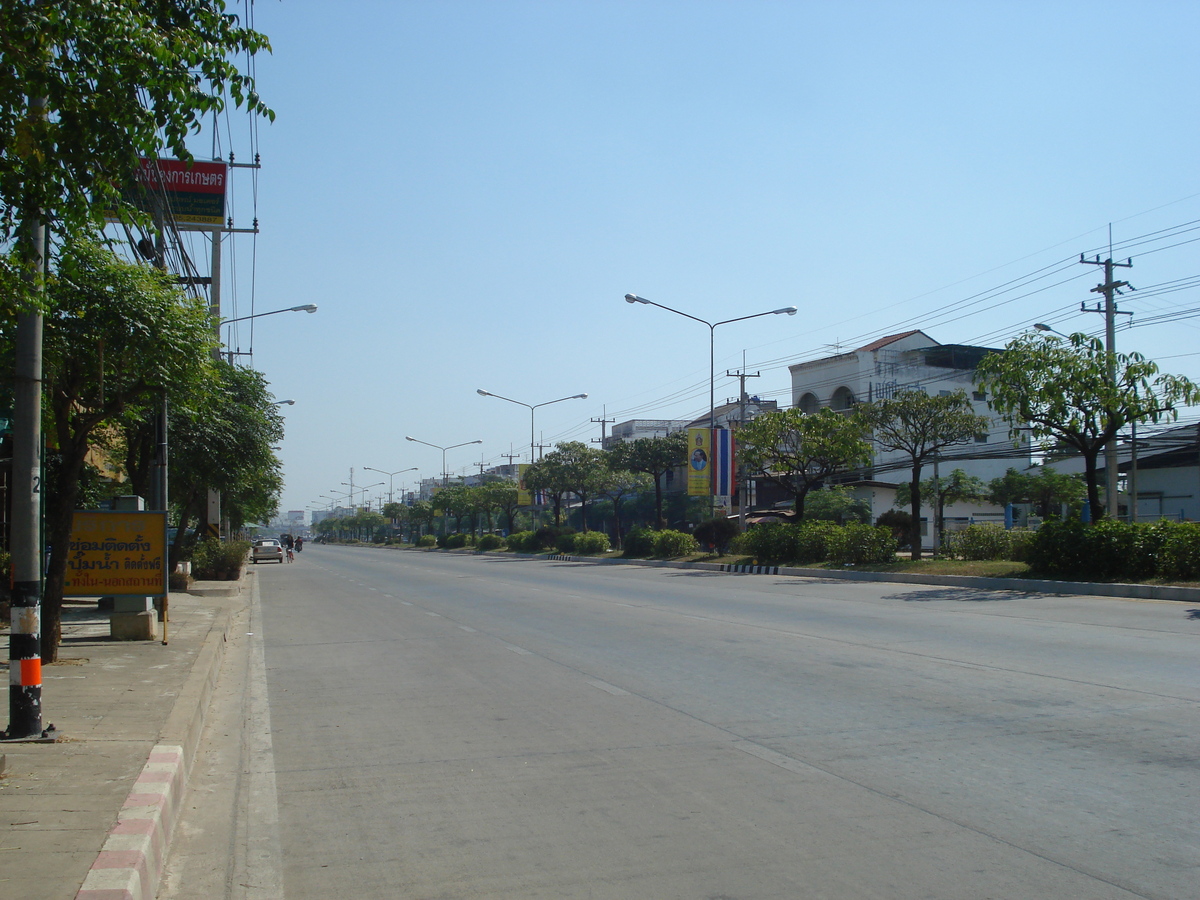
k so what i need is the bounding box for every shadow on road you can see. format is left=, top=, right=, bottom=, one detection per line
left=889, top=587, right=1027, bottom=603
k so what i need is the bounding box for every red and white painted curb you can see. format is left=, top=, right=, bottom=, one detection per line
left=76, top=744, right=185, bottom=900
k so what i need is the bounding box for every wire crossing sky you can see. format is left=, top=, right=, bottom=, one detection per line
left=201, top=1, right=1200, bottom=517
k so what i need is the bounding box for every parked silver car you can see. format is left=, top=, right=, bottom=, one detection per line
left=251, top=539, right=284, bottom=564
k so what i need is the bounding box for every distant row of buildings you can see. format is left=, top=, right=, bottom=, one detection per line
left=305, top=330, right=1200, bottom=547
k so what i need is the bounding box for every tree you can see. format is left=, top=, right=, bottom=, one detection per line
left=480, top=480, right=521, bottom=534
left=550, top=441, right=606, bottom=532
left=432, top=484, right=471, bottom=534
left=523, top=451, right=574, bottom=526
left=976, top=332, right=1200, bottom=518
left=737, top=407, right=873, bottom=518
left=986, top=466, right=1084, bottom=520
left=0, top=0, right=272, bottom=246
left=18, top=240, right=214, bottom=660
left=862, top=390, right=990, bottom=559
left=894, top=468, right=985, bottom=544
left=150, top=361, right=284, bottom=564
left=593, top=466, right=650, bottom=549
left=804, top=485, right=872, bottom=525
left=607, top=431, right=687, bottom=529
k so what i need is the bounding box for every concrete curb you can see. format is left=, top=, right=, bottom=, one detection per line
left=539, top=553, right=1200, bottom=602
left=74, top=593, right=238, bottom=900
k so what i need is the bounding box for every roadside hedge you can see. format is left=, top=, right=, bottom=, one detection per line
left=1028, top=518, right=1200, bottom=582
left=731, top=521, right=895, bottom=566
left=944, top=524, right=1037, bottom=562
left=194, top=538, right=250, bottom=580
left=572, top=531, right=611, bottom=555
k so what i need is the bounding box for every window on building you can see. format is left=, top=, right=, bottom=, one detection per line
left=975, top=432, right=989, bottom=443
left=973, top=390, right=987, bottom=401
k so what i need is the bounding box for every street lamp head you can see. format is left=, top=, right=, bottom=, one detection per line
left=1033, top=323, right=1053, bottom=332
left=573, top=393, right=588, bottom=400
left=292, top=304, right=318, bottom=313
left=274, top=399, right=295, bottom=405
left=405, top=436, right=416, bottom=442
left=625, top=294, right=649, bottom=304
left=476, top=389, right=491, bottom=396
left=774, top=306, right=798, bottom=316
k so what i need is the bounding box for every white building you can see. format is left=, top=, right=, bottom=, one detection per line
left=786, top=330, right=1028, bottom=545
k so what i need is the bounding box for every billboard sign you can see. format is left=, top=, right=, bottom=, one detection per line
left=111, top=157, right=228, bottom=228
left=687, top=428, right=712, bottom=496
left=65, top=511, right=169, bottom=597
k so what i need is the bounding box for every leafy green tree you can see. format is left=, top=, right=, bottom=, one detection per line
left=16, top=240, right=214, bottom=659
left=524, top=452, right=573, bottom=526
left=549, top=441, right=606, bottom=532
left=737, top=407, right=873, bottom=518
left=976, top=332, right=1200, bottom=519
left=985, top=468, right=1034, bottom=508
left=480, top=480, right=521, bottom=534
left=0, top=0, right=272, bottom=248
left=593, top=466, right=650, bottom=549
left=407, top=500, right=435, bottom=540
left=432, top=483, right=471, bottom=533
left=607, top=431, right=687, bottom=529
left=804, top=485, right=872, bottom=525
left=862, top=390, right=990, bottom=559
left=894, top=468, right=985, bottom=544
left=125, top=360, right=284, bottom=566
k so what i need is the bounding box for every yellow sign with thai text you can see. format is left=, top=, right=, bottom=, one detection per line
left=65, top=511, right=169, bottom=596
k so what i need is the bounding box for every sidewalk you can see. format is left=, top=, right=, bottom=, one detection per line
left=1, top=576, right=247, bottom=900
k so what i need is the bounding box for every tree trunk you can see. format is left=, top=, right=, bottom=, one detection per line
left=1083, top=449, right=1103, bottom=520
left=909, top=465, right=923, bottom=561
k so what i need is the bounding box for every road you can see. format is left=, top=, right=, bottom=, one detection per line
left=162, top=544, right=1200, bottom=899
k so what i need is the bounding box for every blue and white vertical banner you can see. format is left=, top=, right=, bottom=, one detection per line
left=711, top=428, right=735, bottom=498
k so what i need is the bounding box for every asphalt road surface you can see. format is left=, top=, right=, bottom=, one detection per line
left=162, top=544, right=1200, bottom=899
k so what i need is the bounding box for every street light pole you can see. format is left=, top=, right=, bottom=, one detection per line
left=625, top=294, right=797, bottom=516
left=364, top=466, right=417, bottom=504
left=405, top=436, right=482, bottom=486
left=476, top=390, right=588, bottom=462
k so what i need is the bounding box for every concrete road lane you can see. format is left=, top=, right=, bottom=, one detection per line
left=180, top=545, right=1200, bottom=899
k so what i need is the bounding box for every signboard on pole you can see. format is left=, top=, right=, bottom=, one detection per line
left=65, top=511, right=169, bottom=597
left=687, top=427, right=712, bottom=496
left=518, top=463, right=532, bottom=506
left=108, top=157, right=228, bottom=228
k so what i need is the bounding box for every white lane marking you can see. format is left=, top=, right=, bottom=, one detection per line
left=242, top=579, right=284, bottom=899
left=458, top=626, right=478, bottom=633
left=586, top=679, right=629, bottom=696
left=400, top=601, right=413, bottom=606
left=425, top=612, right=442, bottom=617
left=506, top=645, right=532, bottom=655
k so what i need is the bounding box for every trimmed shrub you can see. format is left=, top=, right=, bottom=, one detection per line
left=192, top=538, right=250, bottom=580
left=1029, top=518, right=1195, bottom=582
left=504, top=531, right=538, bottom=553
left=554, top=532, right=578, bottom=554
left=1158, top=523, right=1200, bottom=580
left=535, top=525, right=575, bottom=551
left=416, top=534, right=438, bottom=548
left=653, top=529, right=698, bottom=558
left=442, top=532, right=470, bottom=549
left=825, top=524, right=897, bottom=565
left=477, top=533, right=504, bottom=551
left=946, top=524, right=1024, bottom=561
left=572, top=531, right=612, bottom=555
left=622, top=526, right=656, bottom=558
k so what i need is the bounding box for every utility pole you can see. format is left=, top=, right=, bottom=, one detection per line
left=7, top=196, right=46, bottom=739
left=1080, top=250, right=1133, bottom=519
left=726, top=367, right=761, bottom=531
left=591, top=407, right=615, bottom=448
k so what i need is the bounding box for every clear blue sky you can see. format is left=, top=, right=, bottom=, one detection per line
left=200, top=1, right=1200, bottom=519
